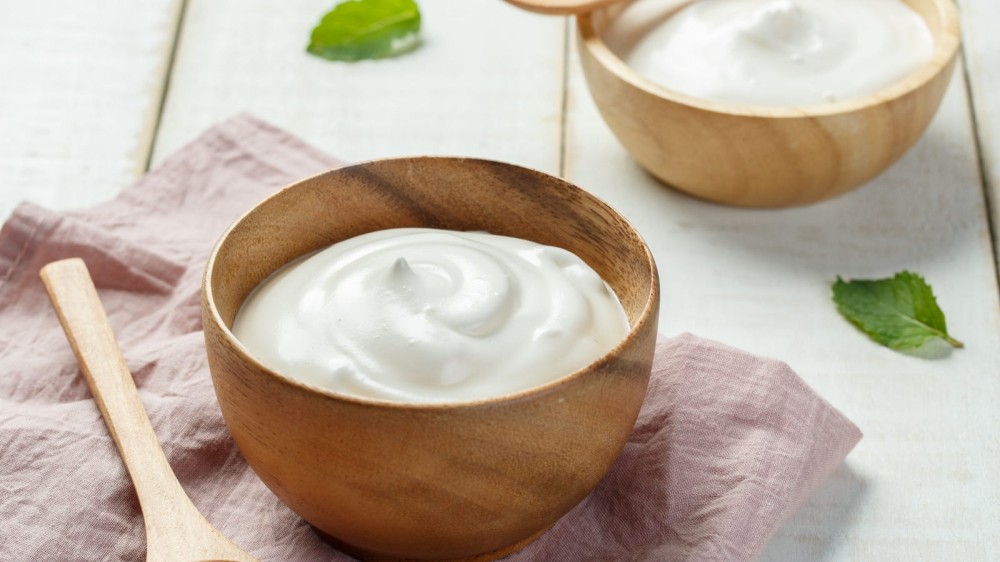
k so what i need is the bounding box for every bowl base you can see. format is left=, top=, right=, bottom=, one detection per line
left=311, top=524, right=552, bottom=561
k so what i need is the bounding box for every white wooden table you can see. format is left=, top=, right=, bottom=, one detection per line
left=3, top=1, right=997, bottom=559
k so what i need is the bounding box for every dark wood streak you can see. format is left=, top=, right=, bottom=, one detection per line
left=337, top=163, right=445, bottom=229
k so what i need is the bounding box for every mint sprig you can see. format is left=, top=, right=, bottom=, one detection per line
left=308, top=0, right=421, bottom=62
left=832, top=271, right=963, bottom=351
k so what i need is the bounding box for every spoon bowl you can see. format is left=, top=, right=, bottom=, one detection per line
left=41, top=258, right=258, bottom=562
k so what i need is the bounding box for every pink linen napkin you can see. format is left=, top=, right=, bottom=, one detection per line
left=0, top=115, right=861, bottom=561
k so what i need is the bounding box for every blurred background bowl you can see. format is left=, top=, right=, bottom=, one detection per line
left=577, top=0, right=961, bottom=207
left=201, top=157, right=659, bottom=561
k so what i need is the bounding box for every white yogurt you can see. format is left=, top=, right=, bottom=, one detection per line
left=611, top=0, right=934, bottom=106
left=232, top=228, right=629, bottom=403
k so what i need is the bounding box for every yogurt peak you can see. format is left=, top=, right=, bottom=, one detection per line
left=232, top=228, right=630, bottom=404
left=613, top=0, right=934, bottom=106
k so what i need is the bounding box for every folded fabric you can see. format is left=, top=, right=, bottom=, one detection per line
left=0, top=115, right=861, bottom=561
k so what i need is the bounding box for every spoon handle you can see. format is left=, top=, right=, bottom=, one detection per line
left=502, top=0, right=621, bottom=15
left=40, top=258, right=257, bottom=562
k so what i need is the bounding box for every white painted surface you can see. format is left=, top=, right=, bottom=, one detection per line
left=565, top=27, right=1000, bottom=558
left=2, top=1, right=998, bottom=558
left=0, top=0, right=183, bottom=219
left=960, top=0, right=1000, bottom=262
left=151, top=0, right=566, bottom=175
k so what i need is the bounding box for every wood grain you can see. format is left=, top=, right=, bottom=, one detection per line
left=40, top=258, right=257, bottom=562
left=202, top=157, right=659, bottom=561
left=0, top=0, right=184, bottom=220
left=575, top=0, right=960, bottom=207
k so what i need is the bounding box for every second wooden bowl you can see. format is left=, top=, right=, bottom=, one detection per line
left=201, top=157, right=659, bottom=560
left=577, top=0, right=961, bottom=207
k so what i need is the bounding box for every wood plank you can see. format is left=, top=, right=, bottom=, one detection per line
left=0, top=0, right=184, bottom=219
left=564, top=25, right=1000, bottom=559
left=151, top=0, right=566, bottom=175
left=960, top=0, right=1000, bottom=267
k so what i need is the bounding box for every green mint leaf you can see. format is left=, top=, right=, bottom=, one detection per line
left=832, top=271, right=964, bottom=351
left=307, top=0, right=421, bottom=62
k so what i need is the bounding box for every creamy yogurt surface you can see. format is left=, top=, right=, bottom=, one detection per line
left=232, top=228, right=629, bottom=403
left=612, top=0, right=934, bottom=106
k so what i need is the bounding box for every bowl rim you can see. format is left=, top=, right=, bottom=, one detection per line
left=577, top=0, right=961, bottom=118
left=202, top=155, right=660, bottom=412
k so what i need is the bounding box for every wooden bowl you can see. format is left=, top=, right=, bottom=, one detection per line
left=577, top=0, right=961, bottom=207
left=201, top=157, right=660, bottom=561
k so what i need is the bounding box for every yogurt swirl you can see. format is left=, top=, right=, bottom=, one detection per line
left=232, top=228, right=629, bottom=403
left=614, top=0, right=934, bottom=106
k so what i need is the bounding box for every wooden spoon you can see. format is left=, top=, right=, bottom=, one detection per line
left=40, top=258, right=258, bottom=562
left=502, top=0, right=621, bottom=15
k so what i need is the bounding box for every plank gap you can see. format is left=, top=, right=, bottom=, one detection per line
left=960, top=44, right=1000, bottom=285
left=144, top=0, right=190, bottom=173
left=558, top=16, right=571, bottom=178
